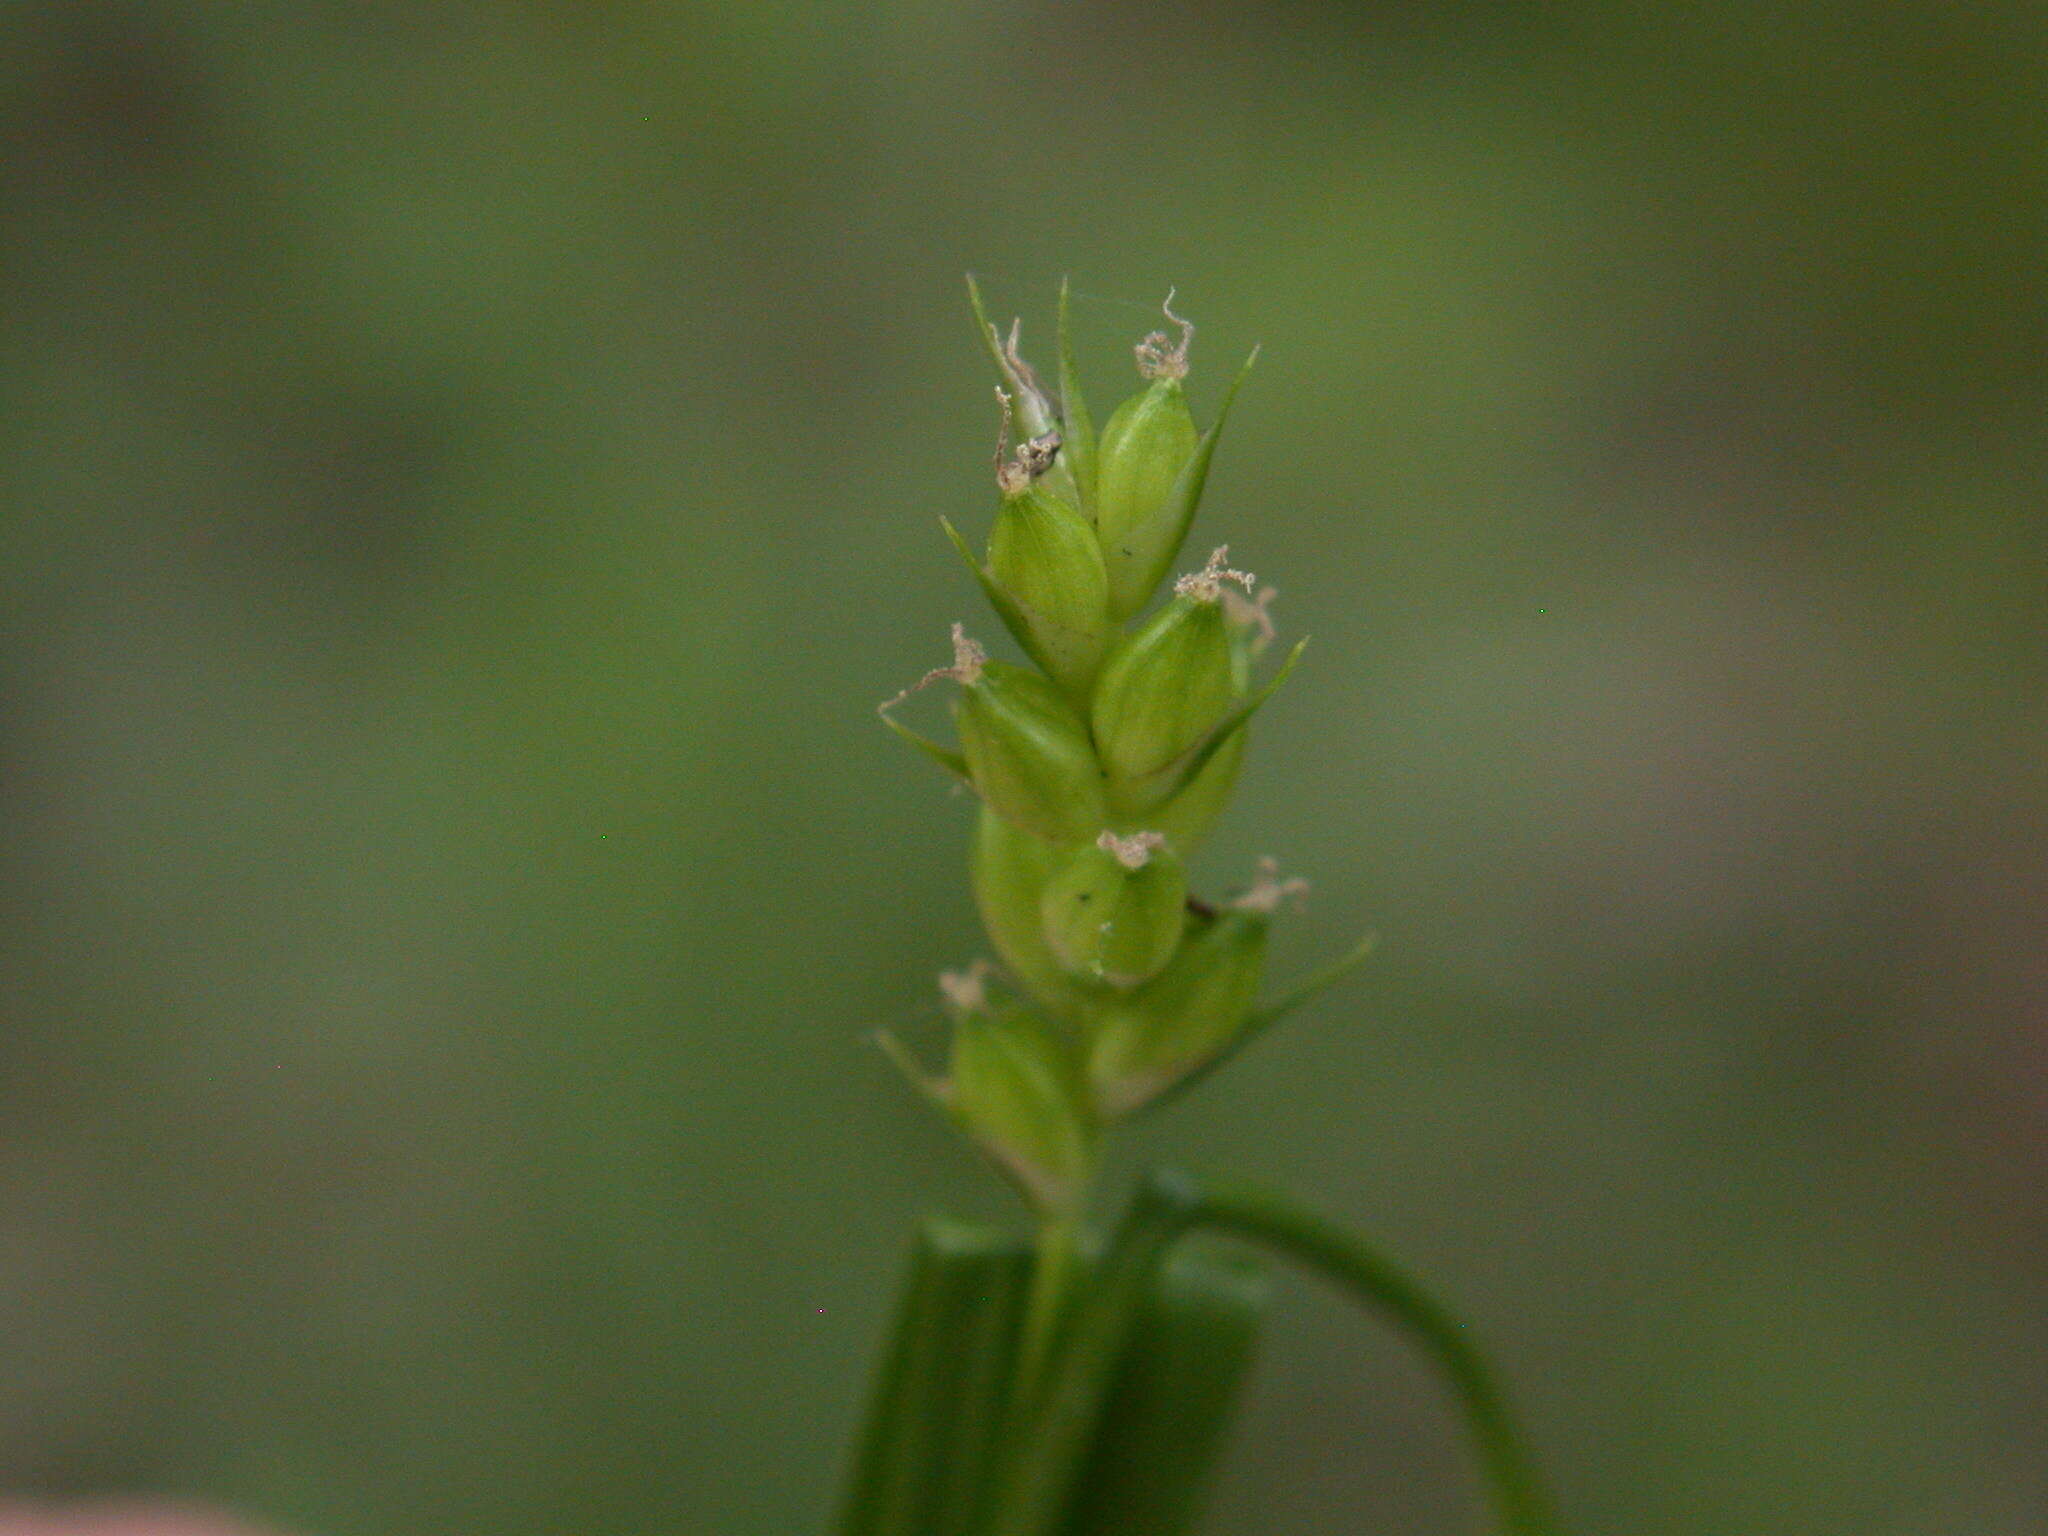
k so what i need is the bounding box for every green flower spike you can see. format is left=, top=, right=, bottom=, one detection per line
left=1040, top=831, right=1189, bottom=990
left=854, top=285, right=1562, bottom=1536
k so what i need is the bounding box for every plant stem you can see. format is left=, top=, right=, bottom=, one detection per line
left=1011, top=1207, right=1082, bottom=1420
left=987, top=1174, right=1204, bottom=1536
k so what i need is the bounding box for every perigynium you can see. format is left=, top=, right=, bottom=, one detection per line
left=848, top=279, right=1560, bottom=1536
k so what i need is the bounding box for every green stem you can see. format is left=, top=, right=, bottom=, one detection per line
left=988, top=1170, right=1561, bottom=1536
left=1012, top=1211, right=1082, bottom=1413
left=986, top=1174, right=1204, bottom=1536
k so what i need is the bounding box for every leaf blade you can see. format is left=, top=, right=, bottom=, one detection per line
left=834, top=1220, right=1032, bottom=1536
left=1060, top=1251, right=1269, bottom=1536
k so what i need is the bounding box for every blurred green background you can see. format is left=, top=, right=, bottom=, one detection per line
left=3, top=4, right=2044, bottom=1533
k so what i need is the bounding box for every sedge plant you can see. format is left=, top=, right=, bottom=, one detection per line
left=842, top=280, right=1561, bottom=1536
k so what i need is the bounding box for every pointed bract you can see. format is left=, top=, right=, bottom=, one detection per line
left=1057, top=277, right=1099, bottom=516
left=1142, top=727, right=1245, bottom=854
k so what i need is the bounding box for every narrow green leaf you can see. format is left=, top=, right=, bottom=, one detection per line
left=991, top=1171, right=1563, bottom=1536
left=835, top=1224, right=950, bottom=1536
left=835, top=1220, right=1031, bottom=1536
left=1061, top=1250, right=1270, bottom=1536
left=1056, top=277, right=1098, bottom=517
left=1192, top=1182, right=1564, bottom=1536
left=986, top=1173, right=1208, bottom=1536
left=931, top=1232, right=1034, bottom=1534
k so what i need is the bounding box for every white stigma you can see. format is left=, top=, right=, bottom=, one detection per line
left=994, top=385, right=1061, bottom=494
left=1220, top=583, right=1279, bottom=652
left=878, top=622, right=986, bottom=712
left=1001, top=318, right=1049, bottom=400
left=1134, top=288, right=1195, bottom=380
left=1097, top=829, right=1167, bottom=869
left=938, top=958, right=993, bottom=1013
left=993, top=386, right=1026, bottom=494
left=1233, top=856, right=1310, bottom=913
left=944, top=622, right=987, bottom=685
left=1175, top=545, right=1257, bottom=603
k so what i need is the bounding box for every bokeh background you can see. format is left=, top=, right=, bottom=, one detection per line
left=4, top=4, right=2044, bottom=1534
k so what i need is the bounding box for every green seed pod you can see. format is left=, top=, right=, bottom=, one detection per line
left=1086, top=905, right=1270, bottom=1120
left=984, top=427, right=1113, bottom=701
left=949, top=1003, right=1095, bottom=1213
left=1039, top=831, right=1188, bottom=990
left=954, top=647, right=1108, bottom=847
left=1089, top=549, right=1253, bottom=815
left=1097, top=378, right=1196, bottom=548
left=970, top=805, right=1095, bottom=1019
left=880, top=626, right=1108, bottom=844
left=1094, top=306, right=1200, bottom=617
